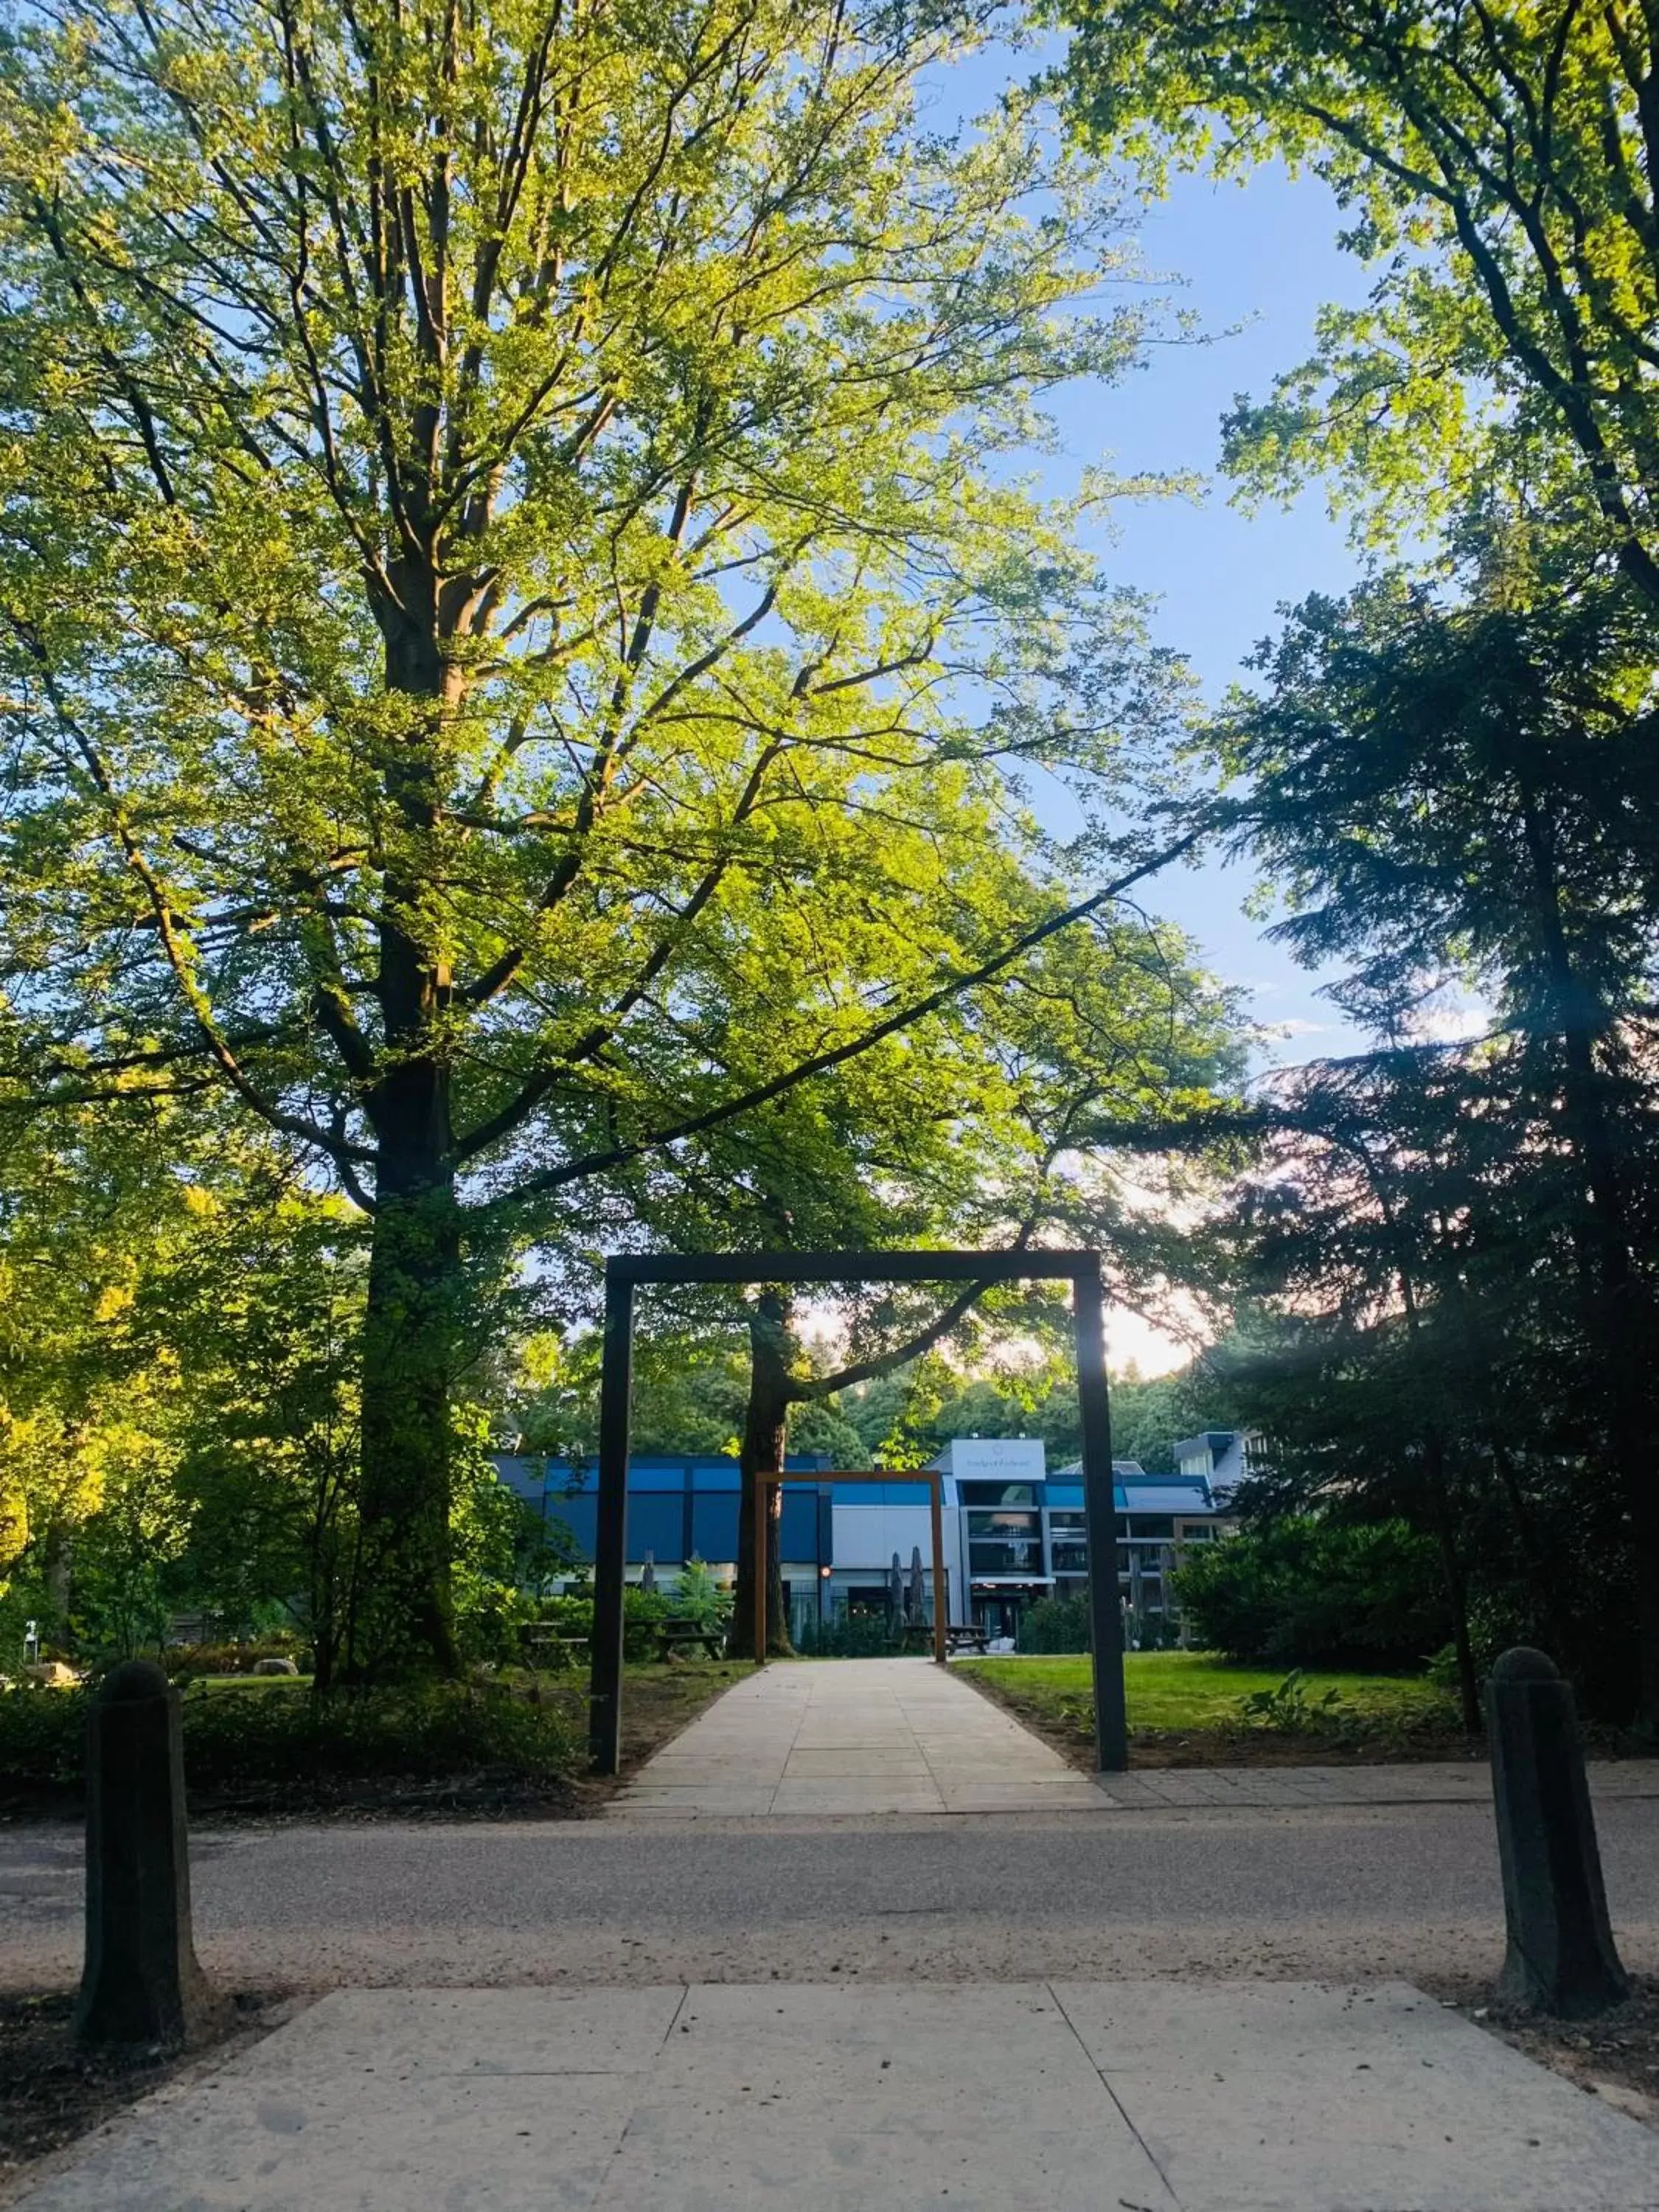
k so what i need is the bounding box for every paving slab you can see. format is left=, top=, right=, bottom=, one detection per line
left=12, top=1981, right=1656, bottom=2211
left=609, top=1661, right=1659, bottom=1821
left=1089, top=1759, right=1659, bottom=1810
left=1055, top=1980, right=1659, bottom=2212
left=608, top=1656, right=1105, bottom=1818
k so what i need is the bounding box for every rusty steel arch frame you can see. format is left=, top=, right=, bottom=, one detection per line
left=586, top=1249, right=1127, bottom=1775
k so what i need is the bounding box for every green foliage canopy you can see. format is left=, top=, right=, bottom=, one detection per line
left=1057, top=0, right=1659, bottom=595
left=0, top=0, right=1208, bottom=1669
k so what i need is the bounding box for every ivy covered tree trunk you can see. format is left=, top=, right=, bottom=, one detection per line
left=730, top=1291, right=795, bottom=1659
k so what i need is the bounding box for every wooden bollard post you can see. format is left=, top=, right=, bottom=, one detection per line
left=74, top=1659, right=215, bottom=2048
left=1486, top=1646, right=1628, bottom=2017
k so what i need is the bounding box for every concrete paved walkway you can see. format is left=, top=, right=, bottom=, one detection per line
left=608, top=1658, right=1659, bottom=1819
left=611, top=1657, right=1108, bottom=1815
left=13, top=1980, right=1657, bottom=2211
left=1092, top=1757, right=1659, bottom=1809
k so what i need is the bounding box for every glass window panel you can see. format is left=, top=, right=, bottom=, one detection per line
left=960, top=1482, right=1037, bottom=1507
left=969, top=1538, right=1043, bottom=1573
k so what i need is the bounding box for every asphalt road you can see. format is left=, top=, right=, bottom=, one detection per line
left=5, top=1798, right=1658, bottom=1992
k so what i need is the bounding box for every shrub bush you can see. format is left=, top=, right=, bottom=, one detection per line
left=793, top=1611, right=902, bottom=1658
left=1172, top=1517, right=1449, bottom=1669
left=536, top=1582, right=672, bottom=1662
left=1016, top=1593, right=1093, bottom=1653
left=0, top=1677, right=578, bottom=1796
left=167, top=1635, right=311, bottom=1677
left=668, top=1557, right=730, bottom=1633
left=0, top=1683, right=91, bottom=1787
left=180, top=1680, right=577, bottom=1786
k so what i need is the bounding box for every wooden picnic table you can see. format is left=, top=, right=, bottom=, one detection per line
left=520, top=1625, right=589, bottom=1666
left=653, top=1618, right=726, bottom=1661
left=946, top=1626, right=990, bottom=1656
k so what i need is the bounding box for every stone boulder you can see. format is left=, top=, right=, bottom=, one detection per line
left=251, top=1656, right=299, bottom=1676
left=24, top=1660, right=81, bottom=1687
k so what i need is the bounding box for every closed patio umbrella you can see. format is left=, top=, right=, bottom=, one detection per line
left=908, top=1545, right=925, bottom=1625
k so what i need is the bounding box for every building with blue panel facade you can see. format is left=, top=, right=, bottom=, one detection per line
left=493, top=1449, right=834, bottom=1582
left=493, top=1431, right=1242, bottom=1645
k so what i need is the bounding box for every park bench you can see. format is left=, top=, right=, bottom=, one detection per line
left=654, top=1617, right=726, bottom=1662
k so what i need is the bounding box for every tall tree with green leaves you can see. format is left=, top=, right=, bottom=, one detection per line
left=1056, top=0, right=1659, bottom=598
left=0, top=0, right=1196, bottom=1673
left=1211, top=575, right=1659, bottom=1717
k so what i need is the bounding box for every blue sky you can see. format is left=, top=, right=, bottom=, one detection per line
left=932, top=39, right=1377, bottom=1071
left=1061, top=161, right=1373, bottom=1068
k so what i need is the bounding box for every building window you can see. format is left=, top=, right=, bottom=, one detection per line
left=969, top=1539, right=1042, bottom=1573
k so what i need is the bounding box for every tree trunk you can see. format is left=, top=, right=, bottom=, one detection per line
left=353, top=1118, right=462, bottom=1677
left=728, top=1290, right=796, bottom=1659
left=351, top=586, right=464, bottom=1680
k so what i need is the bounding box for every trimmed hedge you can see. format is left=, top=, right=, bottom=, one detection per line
left=167, top=1636, right=312, bottom=1677
left=0, top=1678, right=578, bottom=1795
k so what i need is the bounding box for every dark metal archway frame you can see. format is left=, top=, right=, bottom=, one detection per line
left=587, top=1249, right=1128, bottom=1775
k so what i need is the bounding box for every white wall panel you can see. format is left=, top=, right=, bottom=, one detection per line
left=830, top=1504, right=935, bottom=1571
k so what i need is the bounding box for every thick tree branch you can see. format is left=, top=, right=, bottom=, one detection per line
left=494, top=826, right=1207, bottom=1208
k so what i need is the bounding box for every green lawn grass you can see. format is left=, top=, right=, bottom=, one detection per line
left=959, top=1651, right=1457, bottom=1736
